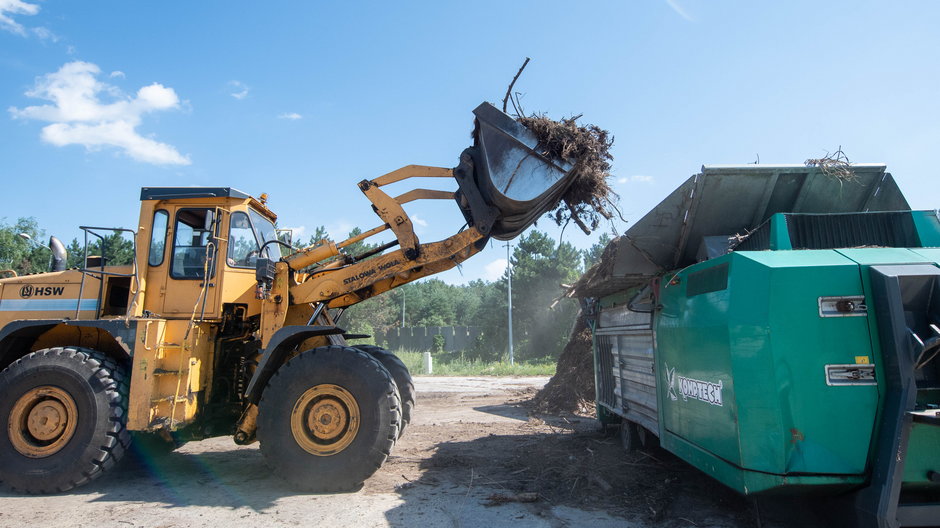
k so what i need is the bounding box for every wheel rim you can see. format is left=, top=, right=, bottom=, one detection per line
left=8, top=386, right=79, bottom=458
left=620, top=421, right=638, bottom=452
left=290, top=384, right=360, bottom=456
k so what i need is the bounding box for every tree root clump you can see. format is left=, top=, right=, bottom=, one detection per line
left=518, top=115, right=618, bottom=235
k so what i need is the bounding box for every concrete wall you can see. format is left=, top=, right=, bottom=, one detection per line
left=377, top=326, right=484, bottom=352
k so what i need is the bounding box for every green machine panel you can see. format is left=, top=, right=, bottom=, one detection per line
left=657, top=250, right=880, bottom=493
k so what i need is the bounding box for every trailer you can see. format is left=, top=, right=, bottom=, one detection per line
left=577, top=164, right=939, bottom=527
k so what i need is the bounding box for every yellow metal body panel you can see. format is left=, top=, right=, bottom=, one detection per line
left=127, top=319, right=216, bottom=431
left=0, top=269, right=105, bottom=325
left=219, top=266, right=258, bottom=311
left=131, top=200, right=156, bottom=318
left=260, top=261, right=290, bottom=348
left=29, top=324, right=132, bottom=358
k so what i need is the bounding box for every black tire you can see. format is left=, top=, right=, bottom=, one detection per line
left=620, top=420, right=641, bottom=453
left=0, top=347, right=130, bottom=493
left=636, top=424, right=659, bottom=449
left=257, top=345, right=401, bottom=492
left=353, top=345, right=415, bottom=438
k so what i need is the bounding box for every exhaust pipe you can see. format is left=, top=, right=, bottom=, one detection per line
left=49, top=236, right=67, bottom=272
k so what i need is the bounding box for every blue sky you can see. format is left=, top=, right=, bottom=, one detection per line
left=2, top=1, right=939, bottom=284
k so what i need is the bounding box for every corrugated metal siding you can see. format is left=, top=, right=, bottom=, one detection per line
left=786, top=212, right=919, bottom=249
left=595, top=334, right=616, bottom=409
left=595, top=304, right=658, bottom=436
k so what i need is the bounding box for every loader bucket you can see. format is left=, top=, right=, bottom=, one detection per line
left=454, top=102, right=575, bottom=240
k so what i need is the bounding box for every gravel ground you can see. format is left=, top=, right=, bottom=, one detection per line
left=0, top=377, right=628, bottom=528
left=0, top=376, right=832, bottom=528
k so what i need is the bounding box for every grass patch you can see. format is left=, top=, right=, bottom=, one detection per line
left=393, top=350, right=556, bottom=377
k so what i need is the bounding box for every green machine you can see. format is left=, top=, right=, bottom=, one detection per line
left=577, top=165, right=939, bottom=527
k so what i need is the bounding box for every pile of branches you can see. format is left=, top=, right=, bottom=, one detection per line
left=805, top=146, right=856, bottom=181
left=531, top=312, right=595, bottom=414
left=519, top=115, right=618, bottom=234
left=502, top=57, right=620, bottom=235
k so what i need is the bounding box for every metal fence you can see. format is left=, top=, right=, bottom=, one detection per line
left=376, top=326, right=484, bottom=352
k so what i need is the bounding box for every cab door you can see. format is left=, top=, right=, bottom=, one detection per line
left=146, top=206, right=221, bottom=318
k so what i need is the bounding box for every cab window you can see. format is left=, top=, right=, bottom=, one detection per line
left=249, top=210, right=281, bottom=258
left=227, top=212, right=259, bottom=268
left=171, top=208, right=216, bottom=279
left=148, top=210, right=169, bottom=266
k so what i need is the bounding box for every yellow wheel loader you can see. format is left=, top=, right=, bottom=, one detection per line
left=0, top=103, right=579, bottom=492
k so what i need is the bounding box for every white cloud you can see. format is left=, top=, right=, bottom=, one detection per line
left=109, top=70, right=125, bottom=79
left=278, top=112, right=303, bottom=120
left=0, top=0, right=38, bottom=36
left=617, top=174, right=654, bottom=184
left=9, top=61, right=190, bottom=165
left=31, top=25, right=57, bottom=41
left=229, top=80, right=249, bottom=100
left=410, top=214, right=428, bottom=227
left=665, top=0, right=694, bottom=21
left=484, top=258, right=508, bottom=281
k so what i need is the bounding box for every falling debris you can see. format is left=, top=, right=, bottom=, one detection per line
left=519, top=114, right=618, bottom=234
left=805, top=146, right=856, bottom=181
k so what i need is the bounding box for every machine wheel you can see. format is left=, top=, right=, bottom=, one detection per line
left=353, top=345, right=415, bottom=438
left=620, top=420, right=642, bottom=452
left=0, top=347, right=130, bottom=493
left=636, top=424, right=659, bottom=449
left=257, top=345, right=401, bottom=492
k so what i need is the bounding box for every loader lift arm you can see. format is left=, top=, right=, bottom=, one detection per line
left=273, top=100, right=580, bottom=313
left=253, top=102, right=579, bottom=349
left=283, top=163, right=488, bottom=309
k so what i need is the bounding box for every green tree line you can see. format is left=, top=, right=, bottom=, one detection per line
left=0, top=217, right=134, bottom=275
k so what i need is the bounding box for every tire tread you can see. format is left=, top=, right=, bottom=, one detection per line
left=257, top=345, right=401, bottom=492
left=0, top=347, right=130, bottom=493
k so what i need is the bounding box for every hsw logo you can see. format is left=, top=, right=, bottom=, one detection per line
left=20, top=285, right=65, bottom=298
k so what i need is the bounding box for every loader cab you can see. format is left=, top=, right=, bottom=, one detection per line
left=137, top=187, right=277, bottom=320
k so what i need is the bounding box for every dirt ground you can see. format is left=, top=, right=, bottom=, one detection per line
left=0, top=377, right=833, bottom=528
